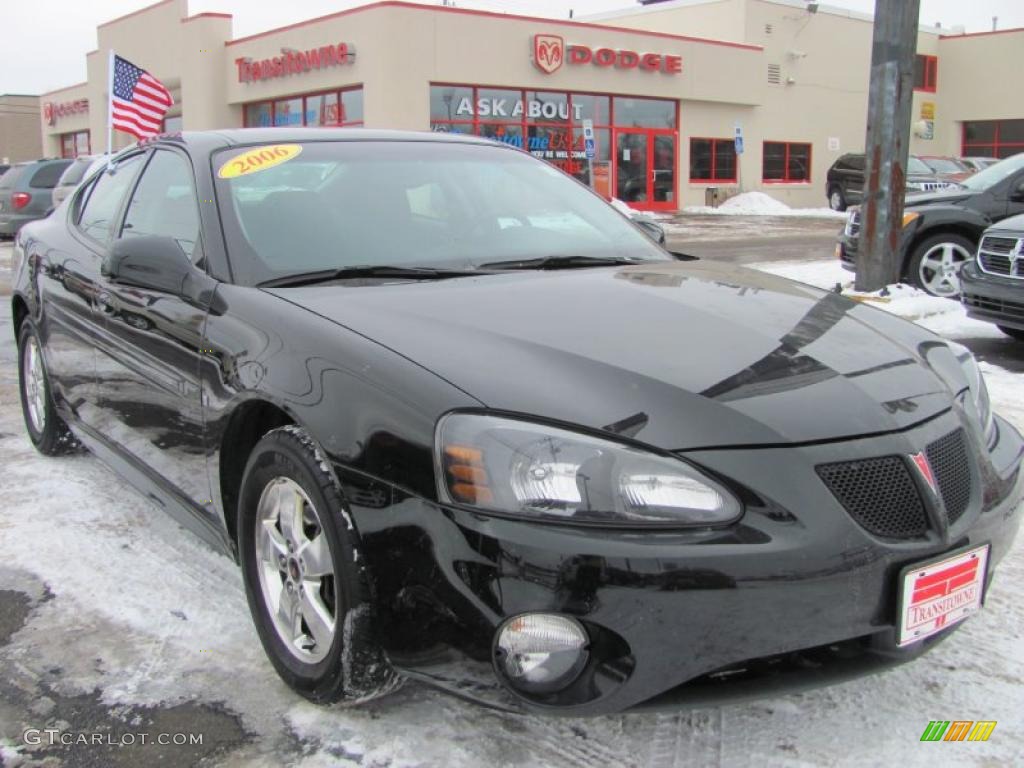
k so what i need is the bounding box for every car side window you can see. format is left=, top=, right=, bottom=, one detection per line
left=121, top=150, right=200, bottom=260
left=29, top=162, right=71, bottom=189
left=77, top=154, right=145, bottom=243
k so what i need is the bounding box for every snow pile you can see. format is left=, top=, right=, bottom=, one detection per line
left=684, top=191, right=846, bottom=219
left=754, top=257, right=1010, bottom=341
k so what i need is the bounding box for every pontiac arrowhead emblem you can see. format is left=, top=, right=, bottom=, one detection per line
left=533, top=34, right=565, bottom=74
left=909, top=452, right=938, bottom=495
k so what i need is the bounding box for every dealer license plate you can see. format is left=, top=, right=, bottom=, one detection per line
left=897, top=544, right=989, bottom=647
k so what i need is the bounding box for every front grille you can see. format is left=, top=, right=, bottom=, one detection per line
left=919, top=181, right=954, bottom=192
left=962, top=292, right=1024, bottom=320
left=977, top=236, right=1024, bottom=279
left=816, top=457, right=929, bottom=538
left=926, top=429, right=971, bottom=524
left=845, top=210, right=861, bottom=237
left=817, top=430, right=974, bottom=538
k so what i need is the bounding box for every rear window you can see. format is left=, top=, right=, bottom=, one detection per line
left=29, top=161, right=72, bottom=189
left=0, top=165, right=25, bottom=189
left=59, top=159, right=93, bottom=186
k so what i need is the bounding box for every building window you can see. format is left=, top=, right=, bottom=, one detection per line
left=429, top=85, right=677, bottom=182
left=914, top=55, right=938, bottom=92
left=763, top=141, right=811, bottom=183
left=690, top=138, right=736, bottom=183
left=60, top=130, right=90, bottom=158
left=962, top=119, right=1024, bottom=159
left=243, top=86, right=364, bottom=128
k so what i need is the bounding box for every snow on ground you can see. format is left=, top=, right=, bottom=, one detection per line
left=684, top=191, right=847, bottom=219
left=1, top=243, right=1023, bottom=766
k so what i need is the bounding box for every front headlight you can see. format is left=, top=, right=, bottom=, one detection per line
left=436, top=413, right=742, bottom=526
left=906, top=181, right=925, bottom=192
left=959, top=353, right=995, bottom=448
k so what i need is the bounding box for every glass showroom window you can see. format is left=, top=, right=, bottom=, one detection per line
left=430, top=84, right=624, bottom=182
left=962, top=120, right=1024, bottom=159
left=243, top=87, right=364, bottom=128
left=763, top=141, right=812, bottom=183
left=690, top=138, right=736, bottom=183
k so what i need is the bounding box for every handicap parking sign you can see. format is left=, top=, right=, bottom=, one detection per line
left=584, top=138, right=596, bottom=159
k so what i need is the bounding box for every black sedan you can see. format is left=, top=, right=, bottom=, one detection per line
left=11, top=129, right=1024, bottom=715
left=836, top=152, right=1024, bottom=297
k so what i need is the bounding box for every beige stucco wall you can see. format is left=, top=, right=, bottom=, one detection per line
left=225, top=3, right=766, bottom=126
left=933, top=30, right=1024, bottom=155
left=1, top=95, right=43, bottom=163
left=38, top=83, right=91, bottom=158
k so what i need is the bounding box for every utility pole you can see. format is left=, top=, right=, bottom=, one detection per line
left=856, top=0, right=921, bottom=292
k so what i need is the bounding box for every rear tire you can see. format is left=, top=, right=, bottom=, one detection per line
left=906, top=233, right=974, bottom=298
left=17, top=321, right=80, bottom=455
left=828, top=186, right=847, bottom=212
left=998, top=325, right=1024, bottom=342
left=238, top=425, right=402, bottom=705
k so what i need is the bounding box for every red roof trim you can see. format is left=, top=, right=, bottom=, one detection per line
left=939, top=26, right=1024, bottom=40
left=183, top=12, right=232, bottom=22
left=98, top=0, right=177, bottom=28
left=41, top=81, right=89, bottom=96
left=225, top=0, right=761, bottom=51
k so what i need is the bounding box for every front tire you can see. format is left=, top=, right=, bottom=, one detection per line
left=828, top=185, right=847, bottom=212
left=238, top=425, right=402, bottom=705
left=17, top=321, right=79, bottom=455
left=998, top=325, right=1024, bottom=342
left=906, top=233, right=974, bottom=298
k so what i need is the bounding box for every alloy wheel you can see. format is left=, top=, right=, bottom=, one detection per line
left=917, top=242, right=972, bottom=297
left=23, top=335, right=47, bottom=434
left=255, top=476, right=337, bottom=663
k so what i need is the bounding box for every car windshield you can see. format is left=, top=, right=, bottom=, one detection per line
left=921, top=157, right=964, bottom=174
left=907, top=157, right=933, bottom=175
left=960, top=152, right=1024, bottom=191
left=213, top=140, right=669, bottom=286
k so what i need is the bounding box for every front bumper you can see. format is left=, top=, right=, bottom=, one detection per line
left=346, top=409, right=1024, bottom=716
left=837, top=231, right=857, bottom=272
left=960, top=261, right=1024, bottom=331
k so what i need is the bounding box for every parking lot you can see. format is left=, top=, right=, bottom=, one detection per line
left=1, top=219, right=1022, bottom=768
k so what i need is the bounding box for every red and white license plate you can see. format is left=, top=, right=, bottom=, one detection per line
left=897, top=544, right=990, bottom=647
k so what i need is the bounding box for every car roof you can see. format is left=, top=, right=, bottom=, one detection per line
left=117, top=128, right=505, bottom=161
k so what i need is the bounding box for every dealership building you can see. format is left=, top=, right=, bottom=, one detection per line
left=38, top=0, right=1024, bottom=210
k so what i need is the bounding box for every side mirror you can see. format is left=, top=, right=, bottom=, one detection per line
left=1011, top=179, right=1024, bottom=202
left=102, top=235, right=192, bottom=294
left=634, top=218, right=666, bottom=245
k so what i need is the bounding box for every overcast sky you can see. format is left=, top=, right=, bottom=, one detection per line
left=4, top=0, right=1022, bottom=94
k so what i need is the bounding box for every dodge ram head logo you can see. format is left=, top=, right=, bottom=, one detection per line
left=533, top=34, right=564, bottom=74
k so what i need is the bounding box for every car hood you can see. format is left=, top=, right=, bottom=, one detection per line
left=906, top=188, right=977, bottom=207
left=267, top=262, right=960, bottom=451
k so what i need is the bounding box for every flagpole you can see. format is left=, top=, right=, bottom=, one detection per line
left=107, top=49, right=115, bottom=168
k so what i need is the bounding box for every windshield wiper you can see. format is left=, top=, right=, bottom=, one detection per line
left=258, top=265, right=484, bottom=288
left=479, top=254, right=645, bottom=270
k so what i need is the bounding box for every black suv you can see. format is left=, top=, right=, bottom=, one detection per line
left=836, top=152, right=1024, bottom=297
left=825, top=153, right=955, bottom=212
left=0, top=158, right=73, bottom=237
left=960, top=213, right=1024, bottom=342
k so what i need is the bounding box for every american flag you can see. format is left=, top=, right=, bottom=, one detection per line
left=111, top=54, right=173, bottom=140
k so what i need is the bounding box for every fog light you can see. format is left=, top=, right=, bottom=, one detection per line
left=495, top=614, right=589, bottom=694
